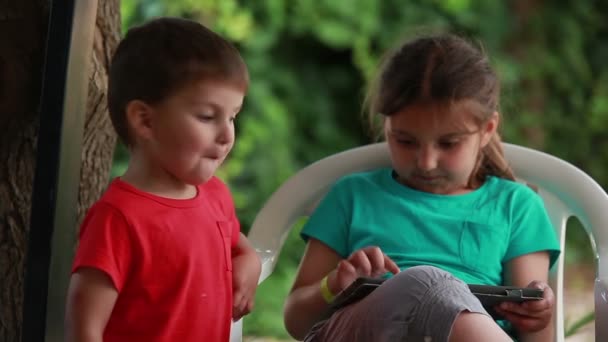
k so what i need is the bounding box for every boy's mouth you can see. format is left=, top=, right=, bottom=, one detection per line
left=205, top=150, right=226, bottom=160
left=204, top=154, right=222, bottom=161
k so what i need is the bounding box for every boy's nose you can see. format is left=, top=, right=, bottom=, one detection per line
left=416, top=146, right=438, bottom=171
left=216, top=121, right=234, bottom=145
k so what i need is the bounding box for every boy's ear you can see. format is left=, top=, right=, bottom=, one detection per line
left=480, top=111, right=499, bottom=147
left=125, top=100, right=154, bottom=141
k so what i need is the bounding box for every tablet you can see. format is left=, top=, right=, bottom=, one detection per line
left=325, top=277, right=385, bottom=317
left=468, top=284, right=544, bottom=319
left=324, top=277, right=544, bottom=320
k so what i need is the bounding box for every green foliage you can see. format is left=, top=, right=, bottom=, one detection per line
left=565, top=311, right=595, bottom=337
left=117, top=0, right=606, bottom=338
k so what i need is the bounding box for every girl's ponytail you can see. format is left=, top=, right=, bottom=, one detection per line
left=472, top=133, right=515, bottom=185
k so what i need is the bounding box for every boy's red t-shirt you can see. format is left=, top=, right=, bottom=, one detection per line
left=72, top=177, right=240, bottom=341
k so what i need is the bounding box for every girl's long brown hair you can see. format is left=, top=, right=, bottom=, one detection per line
left=364, top=34, right=515, bottom=185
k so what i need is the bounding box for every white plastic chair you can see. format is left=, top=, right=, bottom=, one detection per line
left=231, top=142, right=608, bottom=341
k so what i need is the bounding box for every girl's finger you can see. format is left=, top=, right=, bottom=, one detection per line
left=338, top=259, right=357, bottom=276
left=349, top=250, right=372, bottom=276
left=522, top=298, right=551, bottom=312
left=335, top=260, right=358, bottom=291
left=383, top=254, right=400, bottom=274
left=499, top=302, right=548, bottom=318
left=365, top=247, right=386, bottom=273
left=499, top=309, right=548, bottom=333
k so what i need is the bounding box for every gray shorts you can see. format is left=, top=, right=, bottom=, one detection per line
left=304, top=266, right=490, bottom=342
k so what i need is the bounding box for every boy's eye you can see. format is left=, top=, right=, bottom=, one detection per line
left=396, top=139, right=416, bottom=146
left=196, top=114, right=214, bottom=121
left=393, top=135, right=417, bottom=147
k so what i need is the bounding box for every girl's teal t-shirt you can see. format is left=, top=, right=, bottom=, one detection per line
left=301, top=168, right=560, bottom=286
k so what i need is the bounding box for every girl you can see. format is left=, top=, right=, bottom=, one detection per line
left=284, top=34, right=560, bottom=342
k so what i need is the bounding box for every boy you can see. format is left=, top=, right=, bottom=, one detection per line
left=65, top=17, right=261, bottom=341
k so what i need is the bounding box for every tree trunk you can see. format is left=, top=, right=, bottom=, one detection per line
left=78, top=0, right=121, bottom=224
left=0, top=1, right=120, bottom=340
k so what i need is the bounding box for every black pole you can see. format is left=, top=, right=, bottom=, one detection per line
left=21, top=0, right=97, bottom=341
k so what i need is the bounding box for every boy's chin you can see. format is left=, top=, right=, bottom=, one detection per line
left=182, top=166, right=221, bottom=185
left=177, top=171, right=215, bottom=186
left=188, top=175, right=215, bottom=185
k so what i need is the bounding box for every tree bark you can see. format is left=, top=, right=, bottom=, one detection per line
left=78, top=0, right=121, bottom=224
left=0, top=1, right=120, bottom=340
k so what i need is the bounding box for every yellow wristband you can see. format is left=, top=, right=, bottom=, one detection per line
left=320, top=275, right=335, bottom=303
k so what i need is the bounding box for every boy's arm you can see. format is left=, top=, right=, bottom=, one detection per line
left=65, top=267, right=118, bottom=342
left=498, top=251, right=554, bottom=342
left=231, top=233, right=261, bottom=320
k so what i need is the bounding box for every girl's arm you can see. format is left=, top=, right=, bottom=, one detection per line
left=498, top=251, right=554, bottom=342
left=284, top=239, right=399, bottom=340
left=284, top=239, right=343, bottom=340
left=65, top=267, right=118, bottom=342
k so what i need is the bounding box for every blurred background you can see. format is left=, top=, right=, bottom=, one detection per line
left=114, top=1, right=607, bottom=340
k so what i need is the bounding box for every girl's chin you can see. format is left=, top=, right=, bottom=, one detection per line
left=405, top=181, right=464, bottom=195
left=413, top=185, right=446, bottom=194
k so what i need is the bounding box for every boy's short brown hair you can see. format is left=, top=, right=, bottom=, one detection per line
left=107, top=17, right=249, bottom=146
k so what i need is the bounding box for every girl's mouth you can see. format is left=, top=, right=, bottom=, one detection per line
left=412, top=175, right=446, bottom=185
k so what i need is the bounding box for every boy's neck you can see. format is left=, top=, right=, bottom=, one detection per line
left=120, top=152, right=198, bottom=200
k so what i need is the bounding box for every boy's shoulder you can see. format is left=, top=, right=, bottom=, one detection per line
left=89, top=177, right=236, bottom=217
left=199, top=176, right=234, bottom=202
left=92, top=177, right=224, bottom=208
left=99, top=176, right=232, bottom=200
left=91, top=178, right=145, bottom=214
left=195, top=177, right=238, bottom=221
left=99, top=177, right=144, bottom=199
left=200, top=176, right=229, bottom=192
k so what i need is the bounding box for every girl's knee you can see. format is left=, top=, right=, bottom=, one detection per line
left=374, top=266, right=458, bottom=305
left=395, top=265, right=456, bottom=285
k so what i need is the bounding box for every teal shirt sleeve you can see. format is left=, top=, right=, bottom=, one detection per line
left=503, top=186, right=561, bottom=268
left=300, top=178, right=351, bottom=258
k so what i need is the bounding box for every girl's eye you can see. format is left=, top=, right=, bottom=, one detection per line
left=438, top=140, right=459, bottom=149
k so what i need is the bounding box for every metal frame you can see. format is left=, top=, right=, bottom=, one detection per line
left=21, top=0, right=97, bottom=341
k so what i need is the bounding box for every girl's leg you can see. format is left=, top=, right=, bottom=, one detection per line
left=306, top=265, right=510, bottom=342
left=450, top=312, right=512, bottom=342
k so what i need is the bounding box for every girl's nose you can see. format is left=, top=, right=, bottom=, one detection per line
left=416, top=146, right=438, bottom=171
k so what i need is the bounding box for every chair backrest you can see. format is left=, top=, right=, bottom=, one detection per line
left=245, top=142, right=608, bottom=342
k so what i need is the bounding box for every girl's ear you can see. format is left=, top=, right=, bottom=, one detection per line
left=125, top=100, right=154, bottom=142
left=480, top=112, right=499, bottom=147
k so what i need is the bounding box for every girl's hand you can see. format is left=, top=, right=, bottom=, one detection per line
left=327, top=246, right=400, bottom=295
left=494, top=281, right=554, bottom=333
